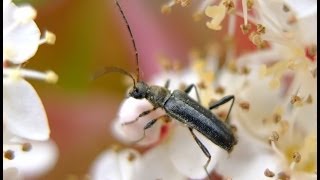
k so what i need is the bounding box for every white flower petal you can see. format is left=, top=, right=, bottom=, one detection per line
left=237, top=49, right=282, bottom=67
left=284, top=0, right=317, bottom=18
left=3, top=3, right=40, bottom=63
left=113, top=97, right=165, bottom=146
left=135, top=144, right=186, bottom=180
left=3, top=140, right=58, bottom=178
left=90, top=149, right=141, bottom=180
left=297, top=13, right=317, bottom=45
left=215, top=124, right=281, bottom=180
left=291, top=172, right=318, bottom=180
left=169, top=125, right=225, bottom=179
left=217, top=70, right=246, bottom=95
left=234, top=70, right=282, bottom=139
left=284, top=71, right=317, bottom=132
left=4, top=167, right=22, bottom=180
left=3, top=1, right=15, bottom=28
left=3, top=21, right=40, bottom=63
left=3, top=79, right=50, bottom=140
left=291, top=104, right=316, bottom=134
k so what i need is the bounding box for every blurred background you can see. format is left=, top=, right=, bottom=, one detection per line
left=13, top=0, right=254, bottom=179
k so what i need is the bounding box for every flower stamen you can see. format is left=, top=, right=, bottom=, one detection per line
left=4, top=149, right=15, bottom=160
left=205, top=3, right=227, bottom=31
left=239, top=101, right=250, bottom=111
left=215, top=86, right=225, bottom=94
left=264, top=168, right=275, bottom=177
left=39, top=31, right=56, bottom=45
left=240, top=23, right=251, bottom=34
left=246, top=0, right=254, bottom=10
left=268, top=131, right=286, bottom=159
left=4, top=68, right=58, bottom=84
left=289, top=152, right=301, bottom=170
left=127, top=152, right=136, bottom=162
left=222, top=0, right=235, bottom=13
left=241, top=0, right=248, bottom=26
left=176, top=0, right=191, bottom=7
left=290, top=95, right=303, bottom=107
left=21, top=142, right=32, bottom=152
left=193, top=0, right=214, bottom=21
left=277, top=171, right=290, bottom=180
left=256, top=24, right=266, bottom=34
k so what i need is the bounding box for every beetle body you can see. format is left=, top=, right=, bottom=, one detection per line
left=129, top=82, right=237, bottom=153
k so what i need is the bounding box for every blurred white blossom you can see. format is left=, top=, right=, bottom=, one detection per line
left=3, top=0, right=58, bottom=179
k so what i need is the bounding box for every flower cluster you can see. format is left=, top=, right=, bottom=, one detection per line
left=3, top=0, right=58, bottom=179
left=91, top=0, right=316, bottom=179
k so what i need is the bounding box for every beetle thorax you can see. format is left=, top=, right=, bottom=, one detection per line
left=145, top=85, right=171, bottom=107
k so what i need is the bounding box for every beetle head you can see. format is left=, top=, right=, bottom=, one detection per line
left=129, top=82, right=148, bottom=99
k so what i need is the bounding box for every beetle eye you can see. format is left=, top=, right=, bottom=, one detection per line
left=134, top=88, right=139, bottom=93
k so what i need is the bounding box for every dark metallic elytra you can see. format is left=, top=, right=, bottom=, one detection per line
left=95, top=0, right=238, bottom=178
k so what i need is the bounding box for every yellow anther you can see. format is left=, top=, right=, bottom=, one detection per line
left=44, top=31, right=56, bottom=45
left=240, top=23, right=251, bottom=34
left=45, top=71, right=59, bottom=83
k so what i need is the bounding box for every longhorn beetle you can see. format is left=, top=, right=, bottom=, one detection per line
left=95, top=0, right=238, bottom=178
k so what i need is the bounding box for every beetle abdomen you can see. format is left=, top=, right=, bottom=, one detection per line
left=164, top=90, right=236, bottom=152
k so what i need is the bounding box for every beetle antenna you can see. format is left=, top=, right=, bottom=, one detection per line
left=115, top=0, right=140, bottom=82
left=92, top=66, right=136, bottom=88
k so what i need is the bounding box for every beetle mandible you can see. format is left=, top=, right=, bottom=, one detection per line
left=95, top=0, right=238, bottom=178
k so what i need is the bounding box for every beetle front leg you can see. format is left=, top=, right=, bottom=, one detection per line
left=188, top=127, right=212, bottom=180
left=209, top=95, right=235, bottom=124
left=122, top=107, right=158, bottom=126
left=131, top=115, right=169, bottom=144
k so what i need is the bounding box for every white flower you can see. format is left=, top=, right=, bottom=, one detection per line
left=90, top=148, right=142, bottom=180
left=3, top=0, right=56, bottom=63
left=3, top=140, right=59, bottom=179
left=217, top=61, right=317, bottom=179
left=254, top=0, right=317, bottom=47
left=214, top=0, right=317, bottom=178
left=3, top=0, right=58, bottom=141
left=3, top=0, right=58, bottom=179
left=3, top=74, right=56, bottom=141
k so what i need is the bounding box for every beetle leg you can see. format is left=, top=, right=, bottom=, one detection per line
left=209, top=95, right=235, bottom=124
left=184, top=84, right=202, bottom=105
left=122, top=107, right=158, bottom=126
left=188, top=127, right=212, bottom=180
left=132, top=115, right=169, bottom=144
left=164, top=79, right=170, bottom=89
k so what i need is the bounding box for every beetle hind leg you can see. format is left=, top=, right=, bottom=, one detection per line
left=188, top=127, right=212, bottom=180
left=209, top=95, right=235, bottom=124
